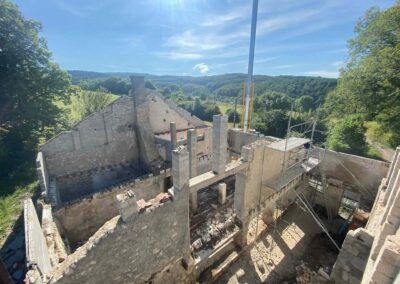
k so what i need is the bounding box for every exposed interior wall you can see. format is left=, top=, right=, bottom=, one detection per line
left=49, top=186, right=190, bottom=284
left=311, top=182, right=344, bottom=217
left=38, top=80, right=206, bottom=205
left=319, top=150, right=389, bottom=202
left=228, top=129, right=279, bottom=155
left=234, top=141, right=303, bottom=229
left=148, top=93, right=205, bottom=134
left=54, top=172, right=170, bottom=247
left=41, top=96, right=139, bottom=177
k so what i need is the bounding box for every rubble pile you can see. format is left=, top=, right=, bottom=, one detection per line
left=190, top=207, right=237, bottom=258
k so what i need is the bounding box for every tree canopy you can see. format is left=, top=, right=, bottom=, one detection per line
left=324, top=3, right=400, bottom=149
left=0, top=0, right=71, bottom=177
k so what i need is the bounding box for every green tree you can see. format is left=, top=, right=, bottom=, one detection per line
left=72, top=89, right=115, bottom=120
left=226, top=108, right=241, bottom=123
left=0, top=0, right=71, bottom=177
left=145, top=80, right=156, bottom=90
left=295, top=95, right=314, bottom=112
left=254, top=92, right=292, bottom=112
left=327, top=115, right=367, bottom=155
left=324, top=3, right=400, bottom=148
left=252, top=110, right=289, bottom=138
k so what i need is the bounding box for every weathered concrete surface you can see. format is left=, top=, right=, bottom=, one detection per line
left=172, top=146, right=190, bottom=191
left=24, top=199, right=52, bottom=275
left=212, top=115, right=228, bottom=174
left=170, top=122, right=178, bottom=150
left=188, top=128, right=197, bottom=178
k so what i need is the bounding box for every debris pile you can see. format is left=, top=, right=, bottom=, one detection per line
left=191, top=207, right=237, bottom=259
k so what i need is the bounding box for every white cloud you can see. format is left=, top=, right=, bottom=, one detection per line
left=193, top=63, right=209, bottom=74
left=304, top=70, right=339, bottom=78
left=160, top=52, right=204, bottom=60
left=200, top=4, right=250, bottom=27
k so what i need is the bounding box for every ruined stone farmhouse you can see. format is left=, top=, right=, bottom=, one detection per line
left=24, top=76, right=400, bottom=283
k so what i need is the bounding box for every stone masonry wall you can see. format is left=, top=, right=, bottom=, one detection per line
left=54, top=171, right=170, bottom=247
left=41, top=96, right=139, bottom=177
left=49, top=185, right=190, bottom=284
left=331, top=228, right=374, bottom=284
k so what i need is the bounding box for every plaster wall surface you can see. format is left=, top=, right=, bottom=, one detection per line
left=24, top=199, right=52, bottom=275
left=148, top=93, right=205, bottom=134
left=312, top=183, right=344, bottom=217
left=318, top=149, right=389, bottom=202
left=50, top=186, right=190, bottom=284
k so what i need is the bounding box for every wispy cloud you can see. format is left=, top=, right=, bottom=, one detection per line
left=160, top=52, right=204, bottom=60
left=200, top=4, right=250, bottom=27
left=193, top=63, right=209, bottom=74
left=257, top=8, right=322, bottom=35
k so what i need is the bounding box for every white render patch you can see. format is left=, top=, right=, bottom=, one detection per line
left=268, top=137, right=310, bottom=152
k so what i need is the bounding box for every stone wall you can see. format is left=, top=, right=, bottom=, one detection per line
left=318, top=149, right=389, bottom=202
left=38, top=80, right=206, bottom=205
left=41, top=96, right=139, bottom=177
left=54, top=171, right=170, bottom=247
left=49, top=185, right=190, bottom=284
left=331, top=228, right=373, bottom=283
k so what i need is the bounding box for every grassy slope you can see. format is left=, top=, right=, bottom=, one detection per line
left=0, top=174, right=38, bottom=246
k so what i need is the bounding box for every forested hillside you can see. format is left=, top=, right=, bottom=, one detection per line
left=69, top=71, right=337, bottom=104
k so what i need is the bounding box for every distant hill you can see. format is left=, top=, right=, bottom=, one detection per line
left=68, top=70, right=337, bottom=104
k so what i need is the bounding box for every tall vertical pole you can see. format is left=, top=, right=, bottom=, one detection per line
left=243, top=0, right=259, bottom=132
left=233, top=97, right=238, bottom=128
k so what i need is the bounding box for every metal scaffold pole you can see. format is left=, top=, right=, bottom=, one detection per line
left=243, top=0, right=258, bottom=132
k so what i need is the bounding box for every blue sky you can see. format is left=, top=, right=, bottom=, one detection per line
left=13, top=0, right=395, bottom=77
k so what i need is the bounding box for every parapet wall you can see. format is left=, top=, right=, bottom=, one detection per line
left=50, top=186, right=190, bottom=284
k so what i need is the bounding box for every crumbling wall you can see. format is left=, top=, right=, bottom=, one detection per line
left=38, top=80, right=207, bottom=205
left=319, top=150, right=389, bottom=202
left=40, top=96, right=142, bottom=203
left=53, top=171, right=170, bottom=247
left=41, top=96, right=139, bottom=177
left=49, top=186, right=191, bottom=284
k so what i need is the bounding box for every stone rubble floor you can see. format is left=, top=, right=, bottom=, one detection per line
left=216, top=204, right=338, bottom=283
